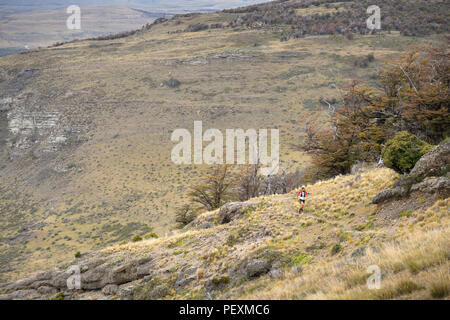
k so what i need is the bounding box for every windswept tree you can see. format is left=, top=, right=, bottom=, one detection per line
left=188, top=165, right=234, bottom=211
left=234, top=164, right=302, bottom=200
left=234, top=164, right=262, bottom=201
left=175, top=204, right=197, bottom=228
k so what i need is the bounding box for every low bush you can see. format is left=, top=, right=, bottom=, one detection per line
left=382, top=132, right=433, bottom=174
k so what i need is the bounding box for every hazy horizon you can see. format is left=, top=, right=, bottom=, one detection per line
left=0, top=0, right=271, bottom=56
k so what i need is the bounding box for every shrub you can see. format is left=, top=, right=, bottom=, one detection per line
left=185, top=23, right=208, bottom=32
left=197, top=268, right=205, bottom=279
left=331, top=243, right=342, bottom=255
left=399, top=210, right=413, bottom=218
left=74, top=251, right=81, bottom=258
left=291, top=253, right=312, bottom=266
left=167, top=78, right=181, bottom=88
left=382, top=131, right=433, bottom=174
left=212, top=275, right=231, bottom=286
left=132, top=235, right=143, bottom=242
left=144, top=233, right=158, bottom=239
left=51, top=292, right=64, bottom=300
left=396, top=280, right=422, bottom=296
left=175, top=204, right=197, bottom=228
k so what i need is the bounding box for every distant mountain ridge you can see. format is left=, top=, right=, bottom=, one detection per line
left=0, top=0, right=269, bottom=56
left=0, top=0, right=269, bottom=13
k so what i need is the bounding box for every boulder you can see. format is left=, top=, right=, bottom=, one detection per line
left=410, top=140, right=450, bottom=177
left=102, top=284, right=119, bottom=296
left=136, top=261, right=154, bottom=278
left=350, top=246, right=367, bottom=259
left=269, top=268, right=282, bottom=279
left=118, top=288, right=134, bottom=300
left=0, top=289, right=40, bottom=300
left=373, top=140, right=450, bottom=204
left=3, top=270, right=59, bottom=291
left=410, top=176, right=450, bottom=198
left=37, top=286, right=58, bottom=295
left=80, top=264, right=111, bottom=289
left=167, top=78, right=181, bottom=88
left=372, top=187, right=406, bottom=204
left=245, top=259, right=271, bottom=278
left=109, top=261, right=140, bottom=285
left=175, top=267, right=198, bottom=289
left=218, top=201, right=261, bottom=224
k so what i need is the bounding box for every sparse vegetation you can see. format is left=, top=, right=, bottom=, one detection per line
left=144, top=233, right=158, bottom=239
left=212, top=275, right=231, bottom=286
left=188, top=165, right=234, bottom=211
left=399, top=210, right=413, bottom=218
left=331, top=243, right=342, bottom=255
left=175, top=205, right=197, bottom=228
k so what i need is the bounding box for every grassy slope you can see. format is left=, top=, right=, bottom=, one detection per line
left=0, top=8, right=448, bottom=282
left=71, top=167, right=448, bottom=300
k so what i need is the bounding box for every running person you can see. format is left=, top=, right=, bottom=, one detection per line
left=297, top=186, right=308, bottom=214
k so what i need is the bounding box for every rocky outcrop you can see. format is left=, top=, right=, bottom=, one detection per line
left=6, top=109, right=87, bottom=157
left=0, top=256, right=154, bottom=300
left=244, top=259, right=272, bottom=278
left=410, top=141, right=450, bottom=177
left=373, top=140, right=450, bottom=204
left=217, top=201, right=261, bottom=224
left=372, top=186, right=407, bottom=204
left=410, top=176, right=450, bottom=198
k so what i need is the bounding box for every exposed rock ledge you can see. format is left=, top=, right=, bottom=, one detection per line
left=0, top=254, right=154, bottom=300
left=373, top=140, right=450, bottom=205
left=0, top=200, right=266, bottom=300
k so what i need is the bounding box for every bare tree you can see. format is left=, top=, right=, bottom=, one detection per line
left=188, top=165, right=234, bottom=211
left=234, top=164, right=262, bottom=201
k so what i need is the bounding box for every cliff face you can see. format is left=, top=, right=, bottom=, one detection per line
left=6, top=109, right=88, bottom=157
left=0, top=87, right=87, bottom=158
left=0, top=165, right=448, bottom=300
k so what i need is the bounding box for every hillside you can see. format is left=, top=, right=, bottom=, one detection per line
left=0, top=162, right=448, bottom=300
left=0, top=0, right=449, bottom=284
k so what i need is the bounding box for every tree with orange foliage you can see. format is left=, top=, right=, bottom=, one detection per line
left=298, top=46, right=448, bottom=179
left=378, top=46, right=449, bottom=144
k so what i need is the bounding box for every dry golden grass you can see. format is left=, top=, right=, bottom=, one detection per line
left=68, top=167, right=448, bottom=300
left=238, top=224, right=449, bottom=300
